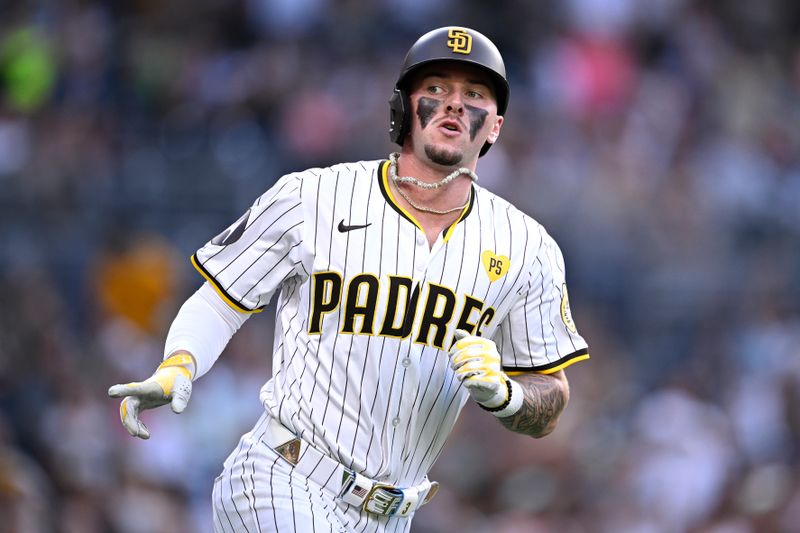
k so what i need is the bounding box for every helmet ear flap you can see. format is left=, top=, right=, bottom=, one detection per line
left=388, top=87, right=410, bottom=145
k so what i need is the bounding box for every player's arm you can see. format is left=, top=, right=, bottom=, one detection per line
left=496, top=370, right=568, bottom=437
left=108, top=282, right=249, bottom=438
left=451, top=230, right=589, bottom=437
left=448, top=331, right=570, bottom=438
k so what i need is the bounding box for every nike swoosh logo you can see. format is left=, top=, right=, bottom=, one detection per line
left=338, top=220, right=372, bottom=233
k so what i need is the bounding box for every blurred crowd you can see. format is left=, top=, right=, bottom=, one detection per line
left=0, top=0, right=799, bottom=532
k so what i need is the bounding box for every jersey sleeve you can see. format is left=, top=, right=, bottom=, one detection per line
left=191, top=174, right=308, bottom=313
left=493, top=229, right=589, bottom=374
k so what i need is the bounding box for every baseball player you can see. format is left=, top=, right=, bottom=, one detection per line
left=109, top=26, right=589, bottom=532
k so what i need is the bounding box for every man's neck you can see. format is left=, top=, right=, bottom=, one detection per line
left=395, top=150, right=477, bottom=185
left=388, top=152, right=474, bottom=240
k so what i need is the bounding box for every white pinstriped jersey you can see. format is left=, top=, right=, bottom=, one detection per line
left=192, top=158, right=589, bottom=487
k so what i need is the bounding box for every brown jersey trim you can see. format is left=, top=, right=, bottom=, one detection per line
left=504, top=347, right=589, bottom=375
left=190, top=254, right=262, bottom=314
left=377, top=158, right=476, bottom=238
left=442, top=187, right=474, bottom=243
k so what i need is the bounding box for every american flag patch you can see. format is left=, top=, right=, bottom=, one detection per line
left=351, top=485, right=368, bottom=498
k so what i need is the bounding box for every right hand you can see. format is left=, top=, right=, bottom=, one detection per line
left=108, top=353, right=195, bottom=439
left=448, top=330, right=509, bottom=408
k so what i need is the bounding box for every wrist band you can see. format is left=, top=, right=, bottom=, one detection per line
left=158, top=352, right=197, bottom=380
left=479, top=379, right=524, bottom=418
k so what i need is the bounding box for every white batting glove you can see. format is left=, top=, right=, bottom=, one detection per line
left=108, top=353, right=195, bottom=439
left=449, top=330, right=523, bottom=417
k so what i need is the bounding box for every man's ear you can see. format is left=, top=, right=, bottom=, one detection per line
left=487, top=116, right=504, bottom=144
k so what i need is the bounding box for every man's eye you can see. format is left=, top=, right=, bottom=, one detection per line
left=467, top=90, right=483, bottom=99
left=428, top=86, right=444, bottom=94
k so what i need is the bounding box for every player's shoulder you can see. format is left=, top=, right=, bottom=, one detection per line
left=287, top=159, right=383, bottom=184
left=473, top=184, right=546, bottom=233
left=262, top=159, right=383, bottom=203
left=242, top=160, right=384, bottom=241
left=472, top=185, right=562, bottom=255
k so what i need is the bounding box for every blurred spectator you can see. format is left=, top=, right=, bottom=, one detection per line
left=91, top=231, right=181, bottom=335
left=0, top=415, right=52, bottom=533
left=0, top=26, right=56, bottom=113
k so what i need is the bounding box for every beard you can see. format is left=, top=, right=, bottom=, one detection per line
left=424, top=144, right=463, bottom=167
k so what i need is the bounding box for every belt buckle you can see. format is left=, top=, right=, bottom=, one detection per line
left=363, top=483, right=404, bottom=516
left=273, top=438, right=302, bottom=466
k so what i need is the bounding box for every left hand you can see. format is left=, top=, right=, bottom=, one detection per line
left=448, top=330, right=510, bottom=408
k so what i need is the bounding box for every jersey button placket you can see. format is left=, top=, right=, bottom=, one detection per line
left=415, top=231, right=429, bottom=275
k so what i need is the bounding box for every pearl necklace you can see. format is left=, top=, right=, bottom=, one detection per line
left=388, top=152, right=477, bottom=215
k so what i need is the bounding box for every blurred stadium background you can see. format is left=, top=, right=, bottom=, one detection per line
left=1, top=0, right=799, bottom=532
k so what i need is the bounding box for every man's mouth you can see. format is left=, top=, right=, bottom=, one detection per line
left=438, top=119, right=463, bottom=135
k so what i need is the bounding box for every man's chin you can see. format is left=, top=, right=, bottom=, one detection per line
left=423, top=144, right=463, bottom=167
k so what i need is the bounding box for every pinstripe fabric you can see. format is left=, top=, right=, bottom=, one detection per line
left=212, top=413, right=413, bottom=533
left=196, top=159, right=588, bottom=530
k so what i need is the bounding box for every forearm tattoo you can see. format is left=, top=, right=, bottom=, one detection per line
left=498, top=373, right=568, bottom=437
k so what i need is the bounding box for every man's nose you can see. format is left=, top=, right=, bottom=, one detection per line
left=445, top=93, right=464, bottom=113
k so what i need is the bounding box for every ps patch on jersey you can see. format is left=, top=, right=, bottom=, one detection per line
left=211, top=208, right=251, bottom=246
left=481, top=250, right=509, bottom=282
left=560, top=283, right=577, bottom=333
